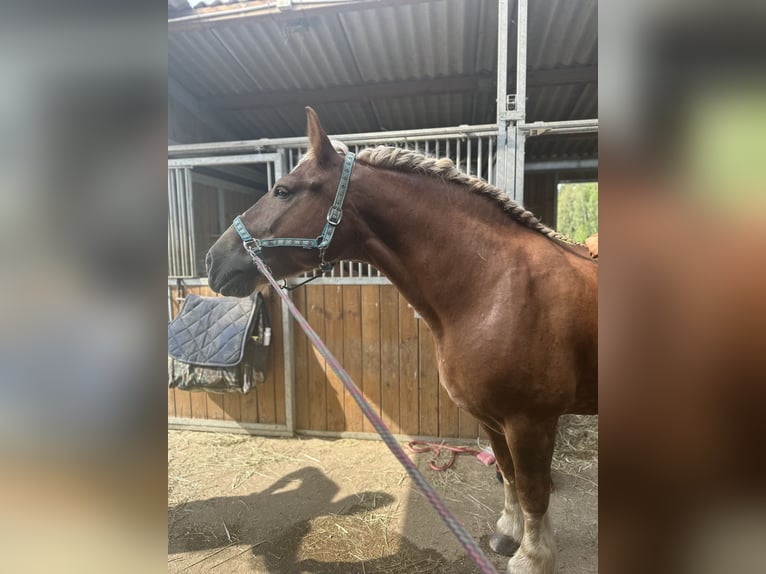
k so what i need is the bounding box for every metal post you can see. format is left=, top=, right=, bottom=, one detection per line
left=167, top=170, right=177, bottom=276
left=275, top=149, right=286, bottom=181
left=170, top=169, right=184, bottom=276
left=495, top=0, right=510, bottom=195
left=281, top=292, right=296, bottom=435
left=273, top=148, right=294, bottom=434
left=177, top=169, right=190, bottom=276
left=184, top=168, right=197, bottom=276
left=514, top=0, right=528, bottom=122
left=514, top=130, right=526, bottom=204
left=513, top=0, right=529, bottom=205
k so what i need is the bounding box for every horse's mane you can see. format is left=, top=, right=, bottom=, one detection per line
left=301, top=142, right=580, bottom=245
left=353, top=144, right=579, bottom=245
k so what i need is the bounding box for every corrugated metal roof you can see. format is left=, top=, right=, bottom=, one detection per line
left=168, top=0, right=240, bottom=13
left=169, top=0, right=597, bottom=160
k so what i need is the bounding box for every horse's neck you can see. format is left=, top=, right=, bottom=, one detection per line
left=347, top=166, right=549, bottom=338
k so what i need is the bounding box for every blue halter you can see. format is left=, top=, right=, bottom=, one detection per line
left=232, top=152, right=356, bottom=273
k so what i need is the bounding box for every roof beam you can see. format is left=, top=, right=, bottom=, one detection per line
left=200, top=66, right=597, bottom=112
left=169, top=0, right=436, bottom=33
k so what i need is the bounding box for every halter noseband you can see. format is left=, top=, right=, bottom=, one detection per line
left=232, top=152, right=356, bottom=274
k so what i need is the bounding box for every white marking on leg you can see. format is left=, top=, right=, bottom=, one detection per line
left=496, top=479, right=524, bottom=543
left=507, top=512, right=556, bottom=574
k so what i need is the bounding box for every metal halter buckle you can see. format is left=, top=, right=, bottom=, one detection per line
left=326, top=207, right=343, bottom=226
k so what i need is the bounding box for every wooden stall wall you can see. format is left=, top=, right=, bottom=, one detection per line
left=168, top=283, right=482, bottom=440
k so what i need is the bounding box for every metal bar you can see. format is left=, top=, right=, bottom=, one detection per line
left=513, top=0, right=528, bottom=121
left=297, top=428, right=483, bottom=444
left=176, top=169, right=189, bottom=276
left=168, top=3, right=273, bottom=25
left=511, top=0, right=528, bottom=204
left=168, top=170, right=176, bottom=276
left=287, top=276, right=392, bottom=286
left=488, top=136, right=494, bottom=185
left=169, top=125, right=498, bottom=156
left=185, top=168, right=197, bottom=276
left=267, top=162, right=273, bottom=190
left=496, top=0, right=509, bottom=123
left=168, top=276, right=208, bottom=286
left=519, top=119, right=599, bottom=136
left=477, top=137, right=483, bottom=180
left=167, top=224, right=174, bottom=277
left=525, top=158, right=599, bottom=172
left=506, top=127, right=516, bottom=199
left=274, top=149, right=286, bottom=181
left=281, top=291, right=296, bottom=435
left=467, top=137, right=472, bottom=175
left=171, top=169, right=186, bottom=276
left=495, top=130, right=508, bottom=194
left=167, top=418, right=292, bottom=437
left=514, top=129, right=526, bottom=205
left=168, top=153, right=281, bottom=168
left=164, top=274, right=395, bottom=287
left=168, top=170, right=178, bottom=276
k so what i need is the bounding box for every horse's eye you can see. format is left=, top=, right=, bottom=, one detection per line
left=274, top=186, right=291, bottom=199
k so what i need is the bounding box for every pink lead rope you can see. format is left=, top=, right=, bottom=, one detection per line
left=252, top=255, right=498, bottom=574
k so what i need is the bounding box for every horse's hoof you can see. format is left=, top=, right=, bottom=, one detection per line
left=489, top=532, right=520, bottom=556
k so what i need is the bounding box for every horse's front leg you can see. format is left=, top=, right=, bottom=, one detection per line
left=504, top=414, right=558, bottom=574
left=483, top=425, right=524, bottom=557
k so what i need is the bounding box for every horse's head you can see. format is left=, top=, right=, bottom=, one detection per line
left=207, top=107, right=349, bottom=296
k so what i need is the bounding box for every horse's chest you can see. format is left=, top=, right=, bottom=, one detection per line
left=435, top=353, right=480, bottom=411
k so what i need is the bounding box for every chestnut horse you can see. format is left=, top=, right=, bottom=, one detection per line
left=206, top=108, right=598, bottom=574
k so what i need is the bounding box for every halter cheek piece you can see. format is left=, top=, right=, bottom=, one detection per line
left=232, top=152, right=356, bottom=274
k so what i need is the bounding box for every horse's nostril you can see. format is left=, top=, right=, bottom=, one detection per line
left=205, top=250, right=213, bottom=273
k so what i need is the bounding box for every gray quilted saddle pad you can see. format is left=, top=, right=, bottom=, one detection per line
left=168, top=294, right=257, bottom=368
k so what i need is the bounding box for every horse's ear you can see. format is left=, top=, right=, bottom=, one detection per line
left=305, top=106, right=336, bottom=166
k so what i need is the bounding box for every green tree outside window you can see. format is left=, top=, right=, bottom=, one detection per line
left=557, top=181, right=598, bottom=243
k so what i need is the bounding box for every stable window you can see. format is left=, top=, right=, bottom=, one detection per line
left=556, top=181, right=598, bottom=243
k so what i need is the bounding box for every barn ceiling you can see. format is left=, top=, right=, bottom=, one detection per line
left=168, top=0, right=597, bottom=161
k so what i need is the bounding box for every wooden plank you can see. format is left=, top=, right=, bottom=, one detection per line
left=271, top=295, right=287, bottom=426
left=167, top=388, right=176, bottom=417
left=238, top=383, right=260, bottom=423
left=205, top=393, right=225, bottom=420
left=361, top=285, right=382, bottom=434
left=379, top=285, right=400, bottom=433
left=189, top=390, right=208, bottom=419
left=306, top=285, right=327, bottom=431
left=173, top=389, right=192, bottom=418
left=459, top=409, right=480, bottom=439
left=256, top=295, right=277, bottom=424
left=256, top=373, right=277, bottom=424
left=438, top=384, right=459, bottom=439
left=342, top=285, right=364, bottom=432
left=222, top=393, right=241, bottom=422
left=418, top=321, right=439, bottom=437
left=398, top=295, right=420, bottom=435
left=324, top=285, right=346, bottom=432
left=293, top=288, right=310, bottom=430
